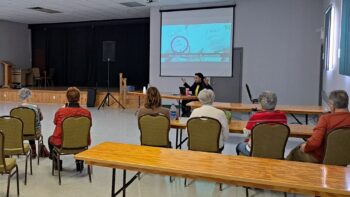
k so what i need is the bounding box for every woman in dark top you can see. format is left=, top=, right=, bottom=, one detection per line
left=181, top=72, right=213, bottom=116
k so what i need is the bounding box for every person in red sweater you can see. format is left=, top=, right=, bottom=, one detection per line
left=236, top=91, right=287, bottom=156
left=287, top=90, right=350, bottom=163
left=48, top=87, right=92, bottom=170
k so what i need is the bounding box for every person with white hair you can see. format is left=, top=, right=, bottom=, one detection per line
left=236, top=91, right=287, bottom=156
left=189, top=89, right=229, bottom=150
left=287, top=90, right=350, bottom=163
left=16, top=88, right=43, bottom=158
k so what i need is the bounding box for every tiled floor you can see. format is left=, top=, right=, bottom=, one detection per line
left=0, top=103, right=309, bottom=197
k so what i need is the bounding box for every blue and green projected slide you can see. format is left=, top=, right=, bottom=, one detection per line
left=160, top=6, right=234, bottom=76
left=161, top=23, right=232, bottom=63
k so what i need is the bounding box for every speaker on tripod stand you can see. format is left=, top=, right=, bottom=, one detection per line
left=98, top=41, right=125, bottom=110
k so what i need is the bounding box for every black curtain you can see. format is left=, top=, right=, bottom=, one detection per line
left=29, top=18, right=150, bottom=88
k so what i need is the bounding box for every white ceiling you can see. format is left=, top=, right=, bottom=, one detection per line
left=0, top=0, right=231, bottom=24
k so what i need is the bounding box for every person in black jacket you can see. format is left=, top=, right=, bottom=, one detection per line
left=181, top=72, right=213, bottom=116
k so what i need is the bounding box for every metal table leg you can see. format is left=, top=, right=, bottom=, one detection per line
left=111, top=169, right=139, bottom=197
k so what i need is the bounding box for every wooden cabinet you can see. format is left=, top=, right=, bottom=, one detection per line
left=0, top=61, right=13, bottom=88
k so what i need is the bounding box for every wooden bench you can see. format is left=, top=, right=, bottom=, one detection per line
left=75, top=142, right=350, bottom=197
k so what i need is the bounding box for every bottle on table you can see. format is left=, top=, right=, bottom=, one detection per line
left=170, top=104, right=177, bottom=120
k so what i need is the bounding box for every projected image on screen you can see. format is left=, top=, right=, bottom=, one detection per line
left=161, top=23, right=232, bottom=63
left=160, top=7, right=234, bottom=77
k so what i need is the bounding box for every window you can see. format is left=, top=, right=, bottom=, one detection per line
left=324, top=6, right=333, bottom=70
left=339, top=0, right=350, bottom=76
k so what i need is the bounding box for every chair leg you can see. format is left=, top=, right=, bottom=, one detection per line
left=137, top=172, right=141, bottom=180
left=284, top=192, right=287, bottom=197
left=7, top=172, right=11, bottom=197
left=88, top=165, right=92, bottom=183
left=169, top=176, right=174, bottom=183
left=246, top=188, right=249, bottom=197
left=58, top=154, right=61, bottom=185
left=29, top=150, right=33, bottom=175
left=25, top=153, right=28, bottom=185
left=38, top=136, right=43, bottom=165
left=51, top=155, right=55, bottom=176
left=184, top=178, right=194, bottom=187
left=219, top=183, right=223, bottom=191
left=16, top=165, right=19, bottom=196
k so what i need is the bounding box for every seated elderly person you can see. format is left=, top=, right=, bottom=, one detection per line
left=48, top=87, right=92, bottom=171
left=189, top=89, right=229, bottom=151
left=138, top=87, right=169, bottom=119
left=287, top=90, right=350, bottom=163
left=236, top=91, right=287, bottom=156
left=17, top=88, right=44, bottom=158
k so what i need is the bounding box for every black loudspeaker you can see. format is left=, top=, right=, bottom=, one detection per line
left=87, top=88, right=96, bottom=107
left=102, top=41, right=115, bottom=62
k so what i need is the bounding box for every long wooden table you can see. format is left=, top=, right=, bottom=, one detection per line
left=75, top=142, right=350, bottom=197
left=170, top=119, right=314, bottom=149
left=187, top=101, right=326, bottom=124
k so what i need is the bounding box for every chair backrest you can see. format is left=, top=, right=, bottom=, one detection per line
left=138, top=114, right=170, bottom=147
left=0, top=132, right=6, bottom=171
left=250, top=122, right=290, bottom=159
left=61, top=116, right=91, bottom=149
left=323, top=127, right=350, bottom=166
left=0, top=116, right=24, bottom=151
left=187, top=117, right=221, bottom=153
left=10, top=107, right=36, bottom=136
left=32, top=67, right=40, bottom=78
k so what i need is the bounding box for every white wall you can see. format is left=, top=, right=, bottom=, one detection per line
left=322, top=0, right=350, bottom=98
left=0, top=20, right=31, bottom=85
left=150, top=0, right=323, bottom=105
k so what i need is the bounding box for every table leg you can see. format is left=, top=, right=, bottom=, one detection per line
left=112, top=168, right=116, bottom=197
left=178, top=100, right=181, bottom=117
left=175, top=129, right=179, bottom=149
left=179, top=130, right=183, bottom=149
left=112, top=170, right=138, bottom=197
left=305, top=114, right=308, bottom=125
left=291, top=114, right=303, bottom=125
left=138, top=96, right=141, bottom=108
left=123, top=170, right=126, bottom=197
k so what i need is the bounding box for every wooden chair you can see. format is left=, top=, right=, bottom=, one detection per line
left=138, top=114, right=171, bottom=148
left=186, top=117, right=222, bottom=188
left=323, top=127, right=350, bottom=166
left=247, top=122, right=290, bottom=197
left=51, top=116, right=92, bottom=185
left=10, top=107, right=44, bottom=165
left=45, top=68, right=55, bottom=86
left=32, top=67, right=43, bottom=87
left=0, top=116, right=32, bottom=185
left=0, top=131, right=19, bottom=197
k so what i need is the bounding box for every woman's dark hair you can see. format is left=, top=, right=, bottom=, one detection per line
left=195, top=72, right=205, bottom=81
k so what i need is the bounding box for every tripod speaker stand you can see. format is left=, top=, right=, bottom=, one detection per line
left=98, top=41, right=125, bottom=110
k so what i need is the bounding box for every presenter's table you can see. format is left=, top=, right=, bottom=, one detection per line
left=187, top=101, right=326, bottom=124
left=170, top=118, right=314, bottom=149
left=75, top=142, right=350, bottom=197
